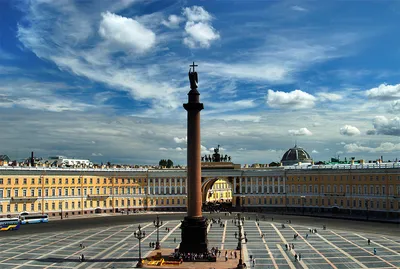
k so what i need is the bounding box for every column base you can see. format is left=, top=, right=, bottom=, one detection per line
left=179, top=216, right=208, bottom=253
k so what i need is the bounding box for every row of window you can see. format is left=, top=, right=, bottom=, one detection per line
left=288, top=175, right=400, bottom=182
left=0, top=177, right=147, bottom=185
left=0, top=187, right=147, bottom=198
left=0, top=197, right=187, bottom=213
left=242, top=197, right=400, bottom=209
left=287, top=184, right=400, bottom=196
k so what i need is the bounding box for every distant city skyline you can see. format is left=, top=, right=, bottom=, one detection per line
left=1, top=1, right=400, bottom=165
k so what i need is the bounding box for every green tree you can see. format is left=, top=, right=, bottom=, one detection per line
left=167, top=159, right=173, bottom=168
left=159, top=159, right=167, bottom=167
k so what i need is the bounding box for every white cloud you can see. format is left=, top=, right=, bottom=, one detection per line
left=182, top=6, right=220, bottom=48
left=288, top=127, right=313, bottom=136
left=159, top=147, right=168, bottom=151
left=183, top=21, right=220, bottom=49
left=174, top=136, right=187, bottom=144
left=372, top=116, right=400, bottom=136
left=182, top=6, right=212, bottom=22
left=99, top=11, right=156, bottom=52
left=344, top=142, right=400, bottom=153
left=267, top=89, right=316, bottom=109
left=391, top=101, right=400, bottom=112
left=317, top=92, right=342, bottom=102
left=366, top=83, right=400, bottom=101
left=162, top=14, right=183, bottom=28
left=291, top=5, right=307, bottom=12
left=340, top=125, right=361, bottom=136
left=91, top=153, right=103, bottom=156
left=311, top=150, right=319, bottom=153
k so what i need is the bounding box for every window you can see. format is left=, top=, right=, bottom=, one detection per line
left=15, top=178, right=19, bottom=184
left=31, top=203, right=34, bottom=211
left=38, top=203, right=41, bottom=211
left=0, top=189, right=3, bottom=198
left=14, top=189, right=19, bottom=197
left=38, top=189, right=42, bottom=197
left=23, top=178, right=27, bottom=184
left=45, top=189, right=49, bottom=197
left=46, top=178, right=49, bottom=184
left=59, top=178, right=62, bottom=184
left=31, top=189, right=35, bottom=197
left=31, top=178, right=35, bottom=184
left=65, top=189, right=68, bottom=196
left=0, top=178, right=3, bottom=184
left=52, top=178, right=55, bottom=184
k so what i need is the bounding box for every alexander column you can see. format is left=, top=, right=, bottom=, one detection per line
left=179, top=62, right=208, bottom=253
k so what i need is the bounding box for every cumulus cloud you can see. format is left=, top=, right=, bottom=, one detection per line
left=267, top=89, right=316, bottom=109
left=311, top=150, right=319, bottom=153
left=99, top=11, right=156, bottom=52
left=174, top=136, right=187, bottom=144
left=317, top=92, right=342, bottom=102
left=288, top=127, right=312, bottom=136
left=372, top=116, right=400, bottom=136
left=366, top=83, right=400, bottom=100
left=340, top=125, right=361, bottom=136
left=162, top=14, right=183, bottom=28
left=182, top=6, right=220, bottom=48
left=344, top=142, right=400, bottom=153
left=391, top=101, right=400, bottom=112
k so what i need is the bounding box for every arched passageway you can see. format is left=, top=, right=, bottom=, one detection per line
left=201, top=177, right=233, bottom=204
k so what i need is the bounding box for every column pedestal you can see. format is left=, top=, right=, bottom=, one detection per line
left=179, top=216, right=208, bottom=253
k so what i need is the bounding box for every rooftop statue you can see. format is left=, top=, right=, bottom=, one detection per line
left=188, top=62, right=198, bottom=89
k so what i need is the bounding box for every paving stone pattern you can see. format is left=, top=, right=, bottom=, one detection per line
left=0, top=219, right=399, bottom=269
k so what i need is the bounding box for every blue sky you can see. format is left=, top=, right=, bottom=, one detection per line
left=1, top=0, right=400, bottom=165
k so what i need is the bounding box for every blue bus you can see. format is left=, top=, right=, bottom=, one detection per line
left=19, top=214, right=49, bottom=224
left=0, top=218, right=21, bottom=231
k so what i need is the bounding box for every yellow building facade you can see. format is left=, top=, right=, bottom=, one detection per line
left=206, top=178, right=232, bottom=203
left=0, top=163, right=399, bottom=219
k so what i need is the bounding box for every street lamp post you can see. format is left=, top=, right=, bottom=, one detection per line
left=301, top=196, right=306, bottom=215
left=234, top=213, right=247, bottom=269
left=365, top=199, right=370, bottom=220
left=60, top=200, right=63, bottom=220
left=134, top=224, right=146, bottom=268
left=153, top=215, right=163, bottom=249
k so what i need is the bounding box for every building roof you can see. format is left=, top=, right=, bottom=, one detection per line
left=281, top=145, right=312, bottom=166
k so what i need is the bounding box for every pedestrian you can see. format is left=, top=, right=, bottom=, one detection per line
left=368, top=239, right=371, bottom=245
left=234, top=251, right=237, bottom=259
left=285, top=244, right=288, bottom=251
left=174, top=238, right=176, bottom=243
left=306, top=233, right=308, bottom=239
left=253, top=259, right=256, bottom=267
left=225, top=254, right=228, bottom=261
left=292, top=243, right=294, bottom=249
left=294, top=254, right=298, bottom=261
left=374, top=248, right=377, bottom=255
left=299, top=253, right=301, bottom=261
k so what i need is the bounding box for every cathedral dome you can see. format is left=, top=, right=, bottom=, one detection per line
left=281, top=145, right=312, bottom=166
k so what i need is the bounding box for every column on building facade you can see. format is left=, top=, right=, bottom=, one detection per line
left=153, top=178, right=156, bottom=194
left=278, top=177, right=281, bottom=194
left=272, top=177, right=275, bottom=194
left=180, top=178, right=183, bottom=194
left=233, top=177, right=237, bottom=194
left=174, top=178, right=177, bottom=194
left=158, top=178, right=161, bottom=195
left=239, top=177, right=242, bottom=194
left=267, top=177, right=270, bottom=194
left=261, top=177, right=264, bottom=194
left=257, top=177, right=259, bottom=193
left=164, top=178, right=167, bottom=194
left=169, top=178, right=172, bottom=195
